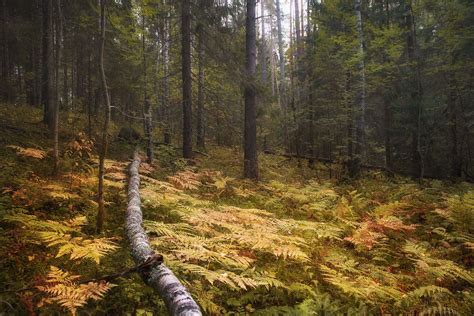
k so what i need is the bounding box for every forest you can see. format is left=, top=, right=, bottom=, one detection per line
left=0, top=0, right=473, bottom=315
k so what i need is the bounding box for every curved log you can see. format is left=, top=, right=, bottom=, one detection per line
left=125, top=151, right=202, bottom=316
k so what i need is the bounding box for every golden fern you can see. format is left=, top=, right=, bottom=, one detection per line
left=40, top=232, right=118, bottom=264
left=169, top=260, right=284, bottom=292
left=37, top=266, right=115, bottom=316
left=4, top=213, right=118, bottom=264
left=402, top=285, right=452, bottom=301
left=4, top=213, right=73, bottom=233
left=167, top=169, right=202, bottom=190
left=6, top=145, right=47, bottom=159
left=320, top=264, right=404, bottom=302
left=140, top=157, right=474, bottom=314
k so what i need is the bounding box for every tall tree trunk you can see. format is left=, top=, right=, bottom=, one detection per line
left=1, top=0, right=9, bottom=102
left=181, top=0, right=193, bottom=159
left=53, top=0, right=63, bottom=175
left=383, top=94, right=392, bottom=171
left=17, top=65, right=23, bottom=101
left=87, top=54, right=92, bottom=137
left=293, top=0, right=303, bottom=156
left=275, top=0, right=289, bottom=152
left=76, top=48, right=84, bottom=107
left=223, top=0, right=229, bottom=27
left=162, top=0, right=170, bottom=145
left=260, top=0, right=266, bottom=83
left=155, top=35, right=161, bottom=122
left=306, top=0, right=310, bottom=34
left=96, top=0, right=111, bottom=234
left=42, top=0, right=55, bottom=129
left=196, top=20, right=205, bottom=149
left=294, top=0, right=302, bottom=60
left=244, top=0, right=258, bottom=179
left=142, top=14, right=153, bottom=164
left=406, top=2, right=424, bottom=180
left=270, top=26, right=276, bottom=97
left=305, top=0, right=315, bottom=162
left=141, top=13, right=152, bottom=163
left=345, top=70, right=354, bottom=173
left=145, top=98, right=153, bottom=163
left=448, top=72, right=461, bottom=177
left=383, top=0, right=393, bottom=173
left=26, top=48, right=35, bottom=106
left=63, top=56, right=68, bottom=108
left=289, top=0, right=298, bottom=155
left=300, top=0, right=304, bottom=38
left=71, top=50, right=75, bottom=106
left=349, top=0, right=366, bottom=177
left=35, top=17, right=42, bottom=107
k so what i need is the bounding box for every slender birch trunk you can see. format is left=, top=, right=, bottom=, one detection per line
left=275, top=0, right=289, bottom=151
left=181, top=0, right=193, bottom=159
left=196, top=19, right=205, bottom=149
left=96, top=0, right=111, bottom=234
left=294, top=0, right=302, bottom=60
left=142, top=13, right=153, bottom=164
left=162, top=0, right=171, bottom=145
left=270, top=25, right=276, bottom=97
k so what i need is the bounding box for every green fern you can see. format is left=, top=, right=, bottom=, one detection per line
left=3, top=213, right=118, bottom=264
left=403, top=241, right=474, bottom=284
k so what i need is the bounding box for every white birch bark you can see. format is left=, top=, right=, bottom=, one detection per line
left=126, top=152, right=201, bottom=315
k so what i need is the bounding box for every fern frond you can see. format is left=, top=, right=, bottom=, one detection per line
left=144, top=220, right=195, bottom=238
left=5, top=214, right=118, bottom=264
left=284, top=219, right=344, bottom=240
left=404, top=241, right=474, bottom=284
left=6, top=145, right=47, bottom=159
left=4, top=213, right=72, bottom=233
left=167, top=169, right=202, bottom=190
left=37, top=266, right=115, bottom=315
left=420, top=305, right=460, bottom=316
left=432, top=227, right=474, bottom=244
left=43, top=266, right=81, bottom=285
left=67, top=238, right=119, bottom=264
left=344, top=222, right=387, bottom=250
left=170, top=261, right=256, bottom=290
left=404, top=285, right=452, bottom=300
left=320, top=264, right=404, bottom=302
left=435, top=190, right=474, bottom=234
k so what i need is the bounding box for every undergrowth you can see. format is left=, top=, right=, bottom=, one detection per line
left=140, top=161, right=474, bottom=315
left=0, top=104, right=472, bottom=315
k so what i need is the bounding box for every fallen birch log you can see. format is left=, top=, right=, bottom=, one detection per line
left=125, top=151, right=202, bottom=315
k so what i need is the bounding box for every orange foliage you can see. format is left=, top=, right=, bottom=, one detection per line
left=7, top=145, right=47, bottom=159
left=345, top=217, right=416, bottom=250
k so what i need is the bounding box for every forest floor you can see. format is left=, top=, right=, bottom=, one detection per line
left=0, top=104, right=473, bottom=315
